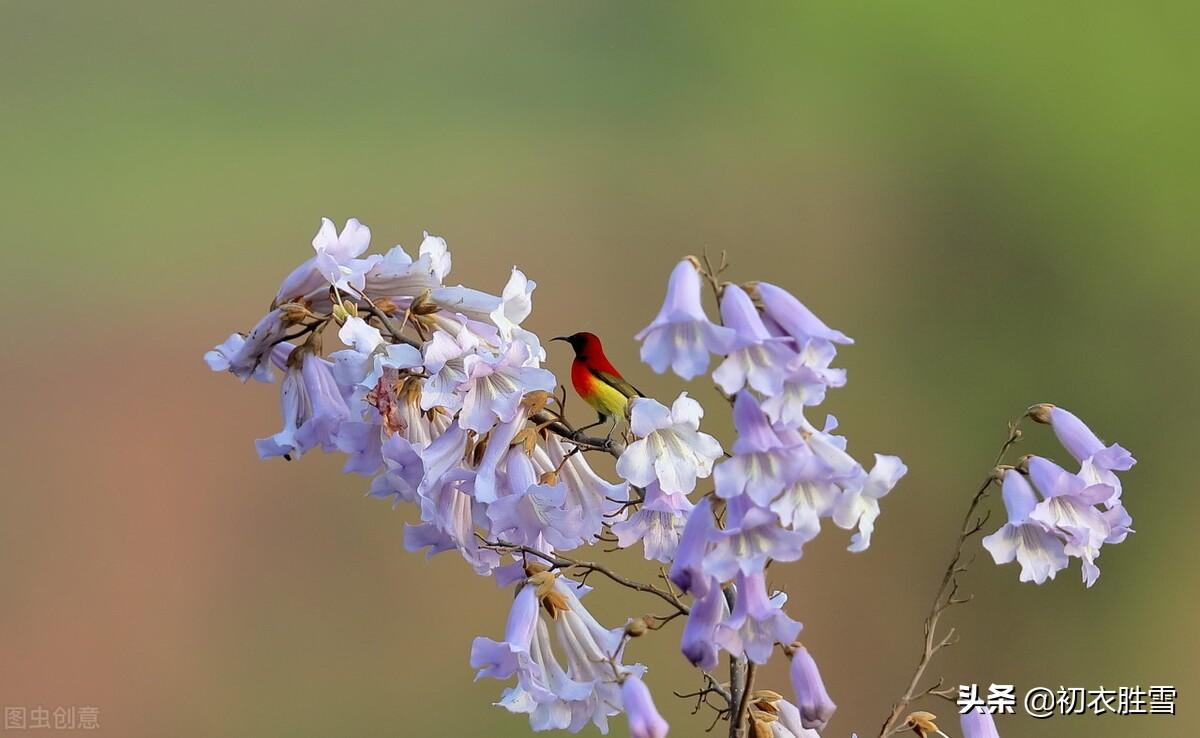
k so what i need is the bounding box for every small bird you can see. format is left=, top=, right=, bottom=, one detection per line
left=551, top=332, right=644, bottom=437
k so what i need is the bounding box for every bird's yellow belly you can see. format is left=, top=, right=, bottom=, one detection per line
left=582, top=375, right=630, bottom=419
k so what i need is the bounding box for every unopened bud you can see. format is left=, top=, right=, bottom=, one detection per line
left=1027, top=403, right=1055, bottom=424
left=279, top=302, right=311, bottom=325
left=625, top=618, right=647, bottom=638
left=410, top=289, right=440, bottom=316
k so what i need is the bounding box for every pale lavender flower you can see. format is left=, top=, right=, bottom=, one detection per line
left=255, top=351, right=351, bottom=459
left=471, top=584, right=539, bottom=680
left=610, top=483, right=693, bottom=562
left=367, top=433, right=425, bottom=506
left=981, top=470, right=1069, bottom=584
left=419, top=328, right=478, bottom=414
left=679, top=585, right=726, bottom=672
left=704, top=501, right=809, bottom=581
left=714, top=392, right=812, bottom=507
left=205, top=332, right=278, bottom=383
left=960, top=707, right=1001, bottom=738
left=635, top=259, right=736, bottom=379
left=311, top=216, right=375, bottom=290
left=538, top=434, right=629, bottom=540
left=1035, top=404, right=1135, bottom=503
left=753, top=281, right=852, bottom=346
left=218, top=308, right=290, bottom=381
left=1025, top=456, right=1117, bottom=587
left=769, top=473, right=841, bottom=543
left=459, top=338, right=555, bottom=433
left=668, top=495, right=717, bottom=597
left=622, top=675, right=669, bottom=738
left=789, top=646, right=836, bottom=730
left=362, top=231, right=451, bottom=302
left=830, top=452, right=908, bottom=553
left=616, top=393, right=723, bottom=495
left=715, top=571, right=803, bottom=664
left=487, top=447, right=585, bottom=552
left=762, top=341, right=847, bottom=428
left=712, top=285, right=797, bottom=396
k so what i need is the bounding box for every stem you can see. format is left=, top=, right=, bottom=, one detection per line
left=480, top=539, right=688, bottom=616
left=876, top=421, right=1022, bottom=738
left=731, top=662, right=756, bottom=738
left=529, top=411, right=626, bottom=457
left=724, top=586, right=748, bottom=738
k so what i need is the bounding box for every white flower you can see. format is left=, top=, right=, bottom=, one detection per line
left=616, top=393, right=723, bottom=495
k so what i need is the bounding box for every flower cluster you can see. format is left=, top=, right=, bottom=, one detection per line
left=982, top=405, right=1136, bottom=587
left=209, top=225, right=1134, bottom=738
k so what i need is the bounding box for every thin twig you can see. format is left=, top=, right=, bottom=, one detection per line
left=479, top=539, right=689, bottom=616
left=876, top=420, right=1023, bottom=738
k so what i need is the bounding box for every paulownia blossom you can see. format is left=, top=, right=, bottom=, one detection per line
left=209, top=220, right=1135, bottom=738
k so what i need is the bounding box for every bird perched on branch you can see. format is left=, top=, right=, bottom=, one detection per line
left=551, top=332, right=644, bottom=437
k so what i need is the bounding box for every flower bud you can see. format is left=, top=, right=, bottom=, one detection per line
left=905, top=711, right=946, bottom=738
left=789, top=645, right=836, bottom=730
left=1027, top=403, right=1055, bottom=424
left=622, top=674, right=669, bottom=738
left=625, top=618, right=648, bottom=638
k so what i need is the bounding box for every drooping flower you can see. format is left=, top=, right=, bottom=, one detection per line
left=789, top=645, right=836, bottom=731
left=679, top=585, right=726, bottom=672
left=458, top=337, right=555, bottom=433
left=752, top=281, right=853, bottom=347
left=537, top=434, right=629, bottom=541
left=471, top=583, right=540, bottom=681
left=761, top=340, right=847, bottom=428
left=712, top=284, right=797, bottom=396
left=668, top=495, right=718, bottom=597
left=255, top=349, right=351, bottom=460
left=980, top=470, right=1070, bottom=584
left=635, top=259, right=736, bottom=379
left=714, top=392, right=811, bottom=507
left=486, top=447, right=585, bottom=552
left=704, top=501, right=810, bottom=582
left=715, top=571, right=803, bottom=664
left=1024, top=456, right=1118, bottom=587
left=616, top=393, right=723, bottom=495
left=610, top=483, right=693, bottom=562
left=1030, top=404, right=1135, bottom=503
left=622, top=674, right=670, bottom=738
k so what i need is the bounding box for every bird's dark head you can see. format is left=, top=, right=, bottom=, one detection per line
left=552, top=331, right=602, bottom=358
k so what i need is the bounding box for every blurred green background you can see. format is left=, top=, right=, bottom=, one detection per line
left=1, top=2, right=1196, bottom=736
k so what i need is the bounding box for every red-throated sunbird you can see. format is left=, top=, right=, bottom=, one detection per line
left=551, top=332, right=644, bottom=436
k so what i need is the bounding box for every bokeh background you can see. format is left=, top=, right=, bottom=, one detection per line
left=2, top=2, right=1196, bottom=736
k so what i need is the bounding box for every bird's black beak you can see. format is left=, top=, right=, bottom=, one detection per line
left=551, top=336, right=570, bottom=343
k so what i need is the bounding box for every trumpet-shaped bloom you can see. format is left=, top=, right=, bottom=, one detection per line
left=616, top=393, right=723, bottom=495
left=712, top=285, right=797, bottom=396
left=311, top=216, right=375, bottom=290
left=679, top=585, right=726, bottom=672
left=668, top=495, right=717, bottom=597
left=636, top=259, right=736, bottom=379
left=715, top=392, right=812, bottom=506
left=610, top=483, right=693, bottom=562
left=622, top=675, right=669, bottom=738
left=704, top=502, right=809, bottom=582
left=981, top=471, right=1070, bottom=584
left=486, top=447, right=585, bottom=552
left=715, top=571, right=803, bottom=664
left=1039, top=405, right=1135, bottom=503
left=753, top=281, right=852, bottom=346
left=471, top=584, right=540, bottom=680
left=761, top=340, right=847, bottom=428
